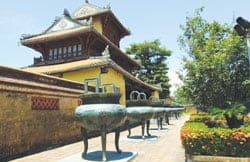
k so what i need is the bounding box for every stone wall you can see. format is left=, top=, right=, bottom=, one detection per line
left=0, top=66, right=85, bottom=161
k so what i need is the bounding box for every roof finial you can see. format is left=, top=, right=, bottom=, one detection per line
left=63, top=9, right=71, bottom=17
left=85, top=0, right=89, bottom=3
left=102, top=45, right=110, bottom=58
left=87, top=16, right=93, bottom=26
left=107, top=3, right=111, bottom=9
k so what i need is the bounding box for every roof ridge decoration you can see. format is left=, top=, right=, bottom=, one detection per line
left=43, top=9, right=86, bottom=34
left=21, top=9, right=92, bottom=40
left=63, top=9, right=71, bottom=17
left=72, top=1, right=110, bottom=19
left=106, top=3, right=111, bottom=10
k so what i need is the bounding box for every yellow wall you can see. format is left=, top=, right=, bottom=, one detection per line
left=93, top=17, right=103, bottom=34
left=0, top=81, right=82, bottom=160
left=102, top=68, right=126, bottom=105
left=62, top=67, right=100, bottom=84
left=151, top=90, right=160, bottom=98
left=61, top=67, right=126, bottom=105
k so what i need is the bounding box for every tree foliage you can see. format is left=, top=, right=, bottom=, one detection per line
left=174, top=86, right=191, bottom=104
left=178, top=8, right=250, bottom=111
left=126, top=39, right=171, bottom=98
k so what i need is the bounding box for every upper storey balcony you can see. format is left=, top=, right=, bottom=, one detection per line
left=33, top=44, right=89, bottom=66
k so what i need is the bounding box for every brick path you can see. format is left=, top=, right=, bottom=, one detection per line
left=11, top=115, right=189, bottom=162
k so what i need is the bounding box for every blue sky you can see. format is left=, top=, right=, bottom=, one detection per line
left=0, top=0, right=249, bottom=94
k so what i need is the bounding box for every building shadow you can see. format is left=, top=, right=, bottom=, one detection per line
left=84, top=151, right=136, bottom=161
left=127, top=135, right=158, bottom=140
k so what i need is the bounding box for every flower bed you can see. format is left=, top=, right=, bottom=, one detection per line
left=181, top=121, right=250, bottom=157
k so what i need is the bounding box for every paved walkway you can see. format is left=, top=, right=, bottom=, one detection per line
left=11, top=115, right=189, bottom=162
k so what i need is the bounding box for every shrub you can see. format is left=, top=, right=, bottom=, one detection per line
left=208, top=103, right=247, bottom=128
left=181, top=122, right=250, bottom=157
left=189, top=113, right=211, bottom=122
left=189, top=113, right=228, bottom=128
left=244, top=116, right=250, bottom=125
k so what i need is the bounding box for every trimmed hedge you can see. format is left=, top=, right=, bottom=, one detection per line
left=189, top=113, right=228, bottom=128
left=189, top=113, right=211, bottom=122
left=181, top=121, right=250, bottom=157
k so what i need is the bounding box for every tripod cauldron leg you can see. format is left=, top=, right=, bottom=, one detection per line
left=141, top=120, right=146, bottom=139
left=160, top=117, right=163, bottom=129
left=101, top=125, right=107, bottom=161
left=115, top=128, right=122, bottom=153
left=146, top=120, right=151, bottom=136
left=81, top=127, right=88, bottom=158
left=126, top=120, right=131, bottom=137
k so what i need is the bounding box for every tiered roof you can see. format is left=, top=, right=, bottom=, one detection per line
left=21, top=25, right=140, bottom=70
left=20, top=1, right=161, bottom=93
left=20, top=2, right=138, bottom=69
left=21, top=2, right=130, bottom=43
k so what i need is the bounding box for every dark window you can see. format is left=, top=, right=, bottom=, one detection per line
left=78, top=44, right=82, bottom=56
left=49, top=49, right=53, bottom=60
left=63, top=47, right=67, bottom=58
left=68, top=46, right=72, bottom=57
left=53, top=48, right=58, bottom=60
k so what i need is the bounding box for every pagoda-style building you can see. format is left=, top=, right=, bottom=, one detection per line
left=21, top=1, right=160, bottom=105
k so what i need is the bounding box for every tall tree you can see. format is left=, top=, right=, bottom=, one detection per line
left=178, top=8, right=250, bottom=111
left=174, top=86, right=191, bottom=104
left=126, top=39, right=171, bottom=98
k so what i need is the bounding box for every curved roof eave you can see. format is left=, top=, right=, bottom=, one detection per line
left=21, top=26, right=140, bottom=69
left=23, top=58, right=160, bottom=92
left=21, top=26, right=92, bottom=45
